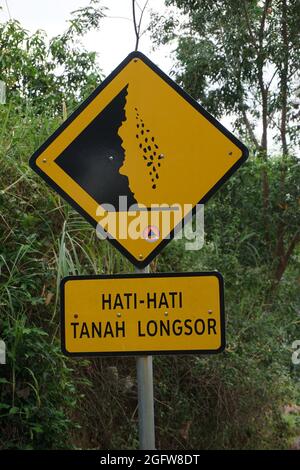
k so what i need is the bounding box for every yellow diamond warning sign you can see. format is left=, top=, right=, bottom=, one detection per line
left=29, top=52, right=248, bottom=267
left=61, top=272, right=225, bottom=356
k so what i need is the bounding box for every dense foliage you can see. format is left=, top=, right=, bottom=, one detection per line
left=0, top=0, right=299, bottom=450
left=0, top=0, right=104, bottom=113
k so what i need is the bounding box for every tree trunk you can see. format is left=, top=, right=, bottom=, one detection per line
left=280, top=0, right=289, bottom=156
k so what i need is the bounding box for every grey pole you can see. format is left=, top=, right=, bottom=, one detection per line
left=135, top=265, right=155, bottom=450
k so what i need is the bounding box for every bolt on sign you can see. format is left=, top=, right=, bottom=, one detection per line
left=29, top=51, right=248, bottom=267
left=61, top=272, right=225, bottom=356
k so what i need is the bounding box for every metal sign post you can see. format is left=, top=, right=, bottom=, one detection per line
left=135, top=265, right=155, bottom=450
left=136, top=354, right=155, bottom=449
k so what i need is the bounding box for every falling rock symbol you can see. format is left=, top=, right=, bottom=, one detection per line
left=134, top=107, right=164, bottom=190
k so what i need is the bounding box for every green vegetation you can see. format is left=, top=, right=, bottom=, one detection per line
left=1, top=0, right=300, bottom=450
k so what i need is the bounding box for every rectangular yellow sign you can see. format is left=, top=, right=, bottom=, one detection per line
left=61, top=272, right=225, bottom=356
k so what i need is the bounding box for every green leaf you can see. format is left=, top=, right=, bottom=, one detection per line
left=9, top=407, right=19, bottom=414
left=0, top=378, right=9, bottom=384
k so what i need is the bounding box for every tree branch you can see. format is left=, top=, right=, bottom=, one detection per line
left=258, top=0, right=271, bottom=50
left=274, top=229, right=300, bottom=282
left=284, top=229, right=300, bottom=265
left=138, top=0, right=149, bottom=34
left=241, top=108, right=260, bottom=149
left=266, top=68, right=277, bottom=91
left=132, top=0, right=139, bottom=51
left=132, top=0, right=149, bottom=51
left=280, top=0, right=289, bottom=156
left=242, top=0, right=258, bottom=51
left=257, top=0, right=272, bottom=154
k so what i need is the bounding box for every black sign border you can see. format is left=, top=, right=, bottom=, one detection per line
left=29, top=51, right=248, bottom=268
left=60, top=271, right=225, bottom=357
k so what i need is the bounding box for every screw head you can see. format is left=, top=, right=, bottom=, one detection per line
left=109, top=156, right=114, bottom=160
left=42, top=158, right=47, bottom=163
left=164, top=311, right=168, bottom=316
left=208, top=309, right=213, bottom=314
left=117, top=312, right=121, bottom=318
left=139, top=254, right=143, bottom=260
